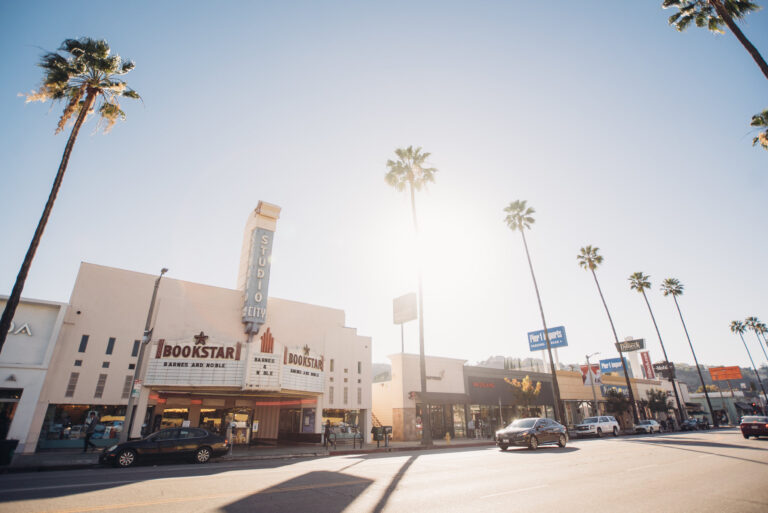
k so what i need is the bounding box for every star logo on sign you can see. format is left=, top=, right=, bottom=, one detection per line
left=302, top=344, right=310, bottom=356
left=194, top=331, right=209, bottom=345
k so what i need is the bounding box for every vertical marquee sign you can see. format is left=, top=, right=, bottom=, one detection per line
left=241, top=202, right=281, bottom=337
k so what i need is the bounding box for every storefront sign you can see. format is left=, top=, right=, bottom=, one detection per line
left=7, top=321, right=33, bottom=336
left=599, top=357, right=633, bottom=378
left=653, top=361, right=676, bottom=379
left=242, top=227, right=275, bottom=335
left=527, top=326, right=568, bottom=351
left=709, top=366, right=742, bottom=381
left=145, top=337, right=246, bottom=386
left=640, top=351, right=655, bottom=379
left=393, top=293, right=417, bottom=324
left=281, top=346, right=325, bottom=393
left=615, top=338, right=645, bottom=352
left=244, top=352, right=281, bottom=391
left=580, top=364, right=601, bottom=385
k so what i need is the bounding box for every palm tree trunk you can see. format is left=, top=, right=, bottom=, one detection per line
left=751, top=331, right=768, bottom=362
left=710, top=0, right=768, bottom=81
left=409, top=182, right=432, bottom=445
left=641, top=290, right=685, bottom=423
left=737, top=332, right=768, bottom=411
left=589, top=269, right=639, bottom=423
left=519, top=230, right=563, bottom=424
left=671, top=296, right=718, bottom=426
left=0, top=90, right=96, bottom=353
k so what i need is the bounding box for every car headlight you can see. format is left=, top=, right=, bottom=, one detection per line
left=107, top=445, right=118, bottom=452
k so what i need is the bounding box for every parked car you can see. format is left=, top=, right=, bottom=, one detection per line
left=495, top=417, right=568, bottom=450
left=634, top=420, right=661, bottom=434
left=680, top=419, right=700, bottom=431
left=99, top=427, right=229, bottom=468
left=574, top=416, right=620, bottom=438
left=740, top=415, right=768, bottom=439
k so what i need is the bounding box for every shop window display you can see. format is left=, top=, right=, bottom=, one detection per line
left=37, top=404, right=126, bottom=450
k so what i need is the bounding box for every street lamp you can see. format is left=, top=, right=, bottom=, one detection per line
left=120, top=267, right=168, bottom=443
left=585, top=352, right=600, bottom=416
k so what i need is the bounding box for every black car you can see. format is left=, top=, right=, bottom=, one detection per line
left=99, top=427, right=230, bottom=467
left=680, top=419, right=703, bottom=431
left=495, top=417, right=568, bottom=451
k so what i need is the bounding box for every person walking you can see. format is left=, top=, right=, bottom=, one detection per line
left=324, top=420, right=332, bottom=449
left=83, top=411, right=99, bottom=452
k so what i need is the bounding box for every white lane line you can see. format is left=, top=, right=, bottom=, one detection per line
left=481, top=484, right=548, bottom=499
left=625, top=464, right=657, bottom=472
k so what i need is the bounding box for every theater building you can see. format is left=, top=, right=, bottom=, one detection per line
left=25, top=202, right=372, bottom=452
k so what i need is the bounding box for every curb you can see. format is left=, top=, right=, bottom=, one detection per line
left=328, top=441, right=496, bottom=456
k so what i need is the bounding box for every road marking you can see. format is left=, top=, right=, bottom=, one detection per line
left=1, top=480, right=137, bottom=493
left=481, top=484, right=548, bottom=498
left=25, top=479, right=373, bottom=513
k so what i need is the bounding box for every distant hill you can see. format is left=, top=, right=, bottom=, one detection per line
left=373, top=362, right=391, bottom=383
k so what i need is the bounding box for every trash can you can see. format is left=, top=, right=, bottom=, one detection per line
left=0, top=439, right=19, bottom=466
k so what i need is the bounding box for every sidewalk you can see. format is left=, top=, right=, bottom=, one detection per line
left=3, top=438, right=496, bottom=473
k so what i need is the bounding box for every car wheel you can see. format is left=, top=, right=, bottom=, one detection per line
left=499, top=444, right=509, bottom=451
left=596, top=428, right=602, bottom=438
left=612, top=427, right=619, bottom=437
left=557, top=434, right=567, bottom=448
left=528, top=436, right=539, bottom=450
left=195, top=446, right=212, bottom=464
left=743, top=434, right=750, bottom=439
left=117, top=449, right=136, bottom=468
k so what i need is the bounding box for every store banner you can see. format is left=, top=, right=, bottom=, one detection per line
left=580, top=364, right=601, bottom=385
left=146, top=337, right=245, bottom=386
left=527, top=326, right=568, bottom=351
left=640, top=351, right=655, bottom=379
left=599, top=357, right=633, bottom=378
left=653, top=361, right=676, bottom=379
left=242, top=227, right=275, bottom=334
left=281, top=346, right=325, bottom=393
left=709, top=366, right=742, bottom=381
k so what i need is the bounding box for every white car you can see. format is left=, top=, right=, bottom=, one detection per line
left=634, top=420, right=662, bottom=434
left=574, top=416, right=620, bottom=437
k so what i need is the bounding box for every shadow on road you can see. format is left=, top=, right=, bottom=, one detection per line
left=623, top=437, right=768, bottom=466
left=220, top=470, right=374, bottom=513
left=372, top=455, right=417, bottom=513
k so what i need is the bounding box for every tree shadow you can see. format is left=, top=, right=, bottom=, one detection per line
left=220, top=470, right=374, bottom=513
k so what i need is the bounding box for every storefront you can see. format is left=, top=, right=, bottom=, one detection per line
left=26, top=202, right=372, bottom=452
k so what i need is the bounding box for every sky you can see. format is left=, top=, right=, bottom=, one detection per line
left=1, top=1, right=767, bottom=371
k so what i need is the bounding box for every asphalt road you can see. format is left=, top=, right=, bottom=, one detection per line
left=1, top=429, right=766, bottom=513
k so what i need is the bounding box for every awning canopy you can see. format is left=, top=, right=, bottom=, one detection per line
left=735, top=401, right=755, bottom=410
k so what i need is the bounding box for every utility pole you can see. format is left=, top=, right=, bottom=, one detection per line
left=586, top=352, right=600, bottom=416
left=120, top=268, right=167, bottom=443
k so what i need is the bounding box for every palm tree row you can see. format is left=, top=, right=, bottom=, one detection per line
left=729, top=320, right=768, bottom=409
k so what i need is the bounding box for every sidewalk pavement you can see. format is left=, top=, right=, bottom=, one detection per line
left=2, top=438, right=496, bottom=473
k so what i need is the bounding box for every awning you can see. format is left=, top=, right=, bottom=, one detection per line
left=735, top=401, right=755, bottom=410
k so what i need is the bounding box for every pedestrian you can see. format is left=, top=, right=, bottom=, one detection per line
left=83, top=411, right=99, bottom=452
left=467, top=418, right=475, bottom=439
left=324, top=420, right=331, bottom=449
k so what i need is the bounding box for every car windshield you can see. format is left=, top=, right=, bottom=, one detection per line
left=507, top=419, right=537, bottom=429
left=582, top=417, right=598, bottom=424
left=638, top=421, right=650, bottom=425
left=742, top=416, right=768, bottom=423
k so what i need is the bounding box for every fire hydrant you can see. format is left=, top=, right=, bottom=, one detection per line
left=444, top=432, right=451, bottom=444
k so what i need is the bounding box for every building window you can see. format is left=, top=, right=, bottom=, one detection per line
left=106, top=337, right=116, bottom=355
left=65, top=372, right=79, bottom=397
left=102, top=361, right=110, bottom=368
left=344, top=378, right=348, bottom=383
left=357, top=379, right=361, bottom=384
left=344, top=368, right=348, bottom=373
left=128, top=363, right=135, bottom=370
left=329, top=377, right=333, bottom=382
left=122, top=375, right=133, bottom=399
left=330, top=359, right=334, bottom=372
left=343, top=387, right=348, bottom=404
left=78, top=335, right=89, bottom=353
left=94, top=374, right=108, bottom=399
left=74, top=360, right=82, bottom=367
left=357, top=387, right=362, bottom=405
left=358, top=361, right=362, bottom=374
left=329, top=386, right=334, bottom=403
left=131, top=340, right=140, bottom=357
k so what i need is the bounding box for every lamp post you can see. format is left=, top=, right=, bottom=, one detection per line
left=585, top=352, right=600, bottom=416
left=120, top=267, right=168, bottom=443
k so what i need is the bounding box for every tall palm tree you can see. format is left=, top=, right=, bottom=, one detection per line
left=662, top=1, right=768, bottom=150
left=659, top=278, right=718, bottom=427
left=577, top=246, right=639, bottom=423
left=0, top=37, right=140, bottom=353
left=745, top=316, right=768, bottom=362
left=385, top=146, right=437, bottom=446
left=503, top=200, right=563, bottom=424
left=756, top=321, right=768, bottom=353
left=730, top=320, right=768, bottom=409
left=628, top=272, right=685, bottom=423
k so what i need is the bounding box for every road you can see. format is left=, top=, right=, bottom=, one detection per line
left=1, top=429, right=766, bottom=513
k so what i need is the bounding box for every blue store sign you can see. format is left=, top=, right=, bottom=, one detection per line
left=527, top=326, right=568, bottom=352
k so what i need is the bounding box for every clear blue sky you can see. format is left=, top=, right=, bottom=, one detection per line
left=1, top=1, right=766, bottom=370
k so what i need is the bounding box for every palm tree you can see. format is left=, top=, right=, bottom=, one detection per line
left=503, top=200, right=563, bottom=424
left=745, top=316, right=768, bottom=362
left=0, top=37, right=140, bottom=353
left=385, top=146, right=437, bottom=446
left=577, top=246, right=639, bottom=423
left=730, top=320, right=768, bottom=409
left=659, top=278, right=718, bottom=427
left=756, top=321, right=768, bottom=353
left=628, top=272, right=685, bottom=423
left=662, top=1, right=768, bottom=150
